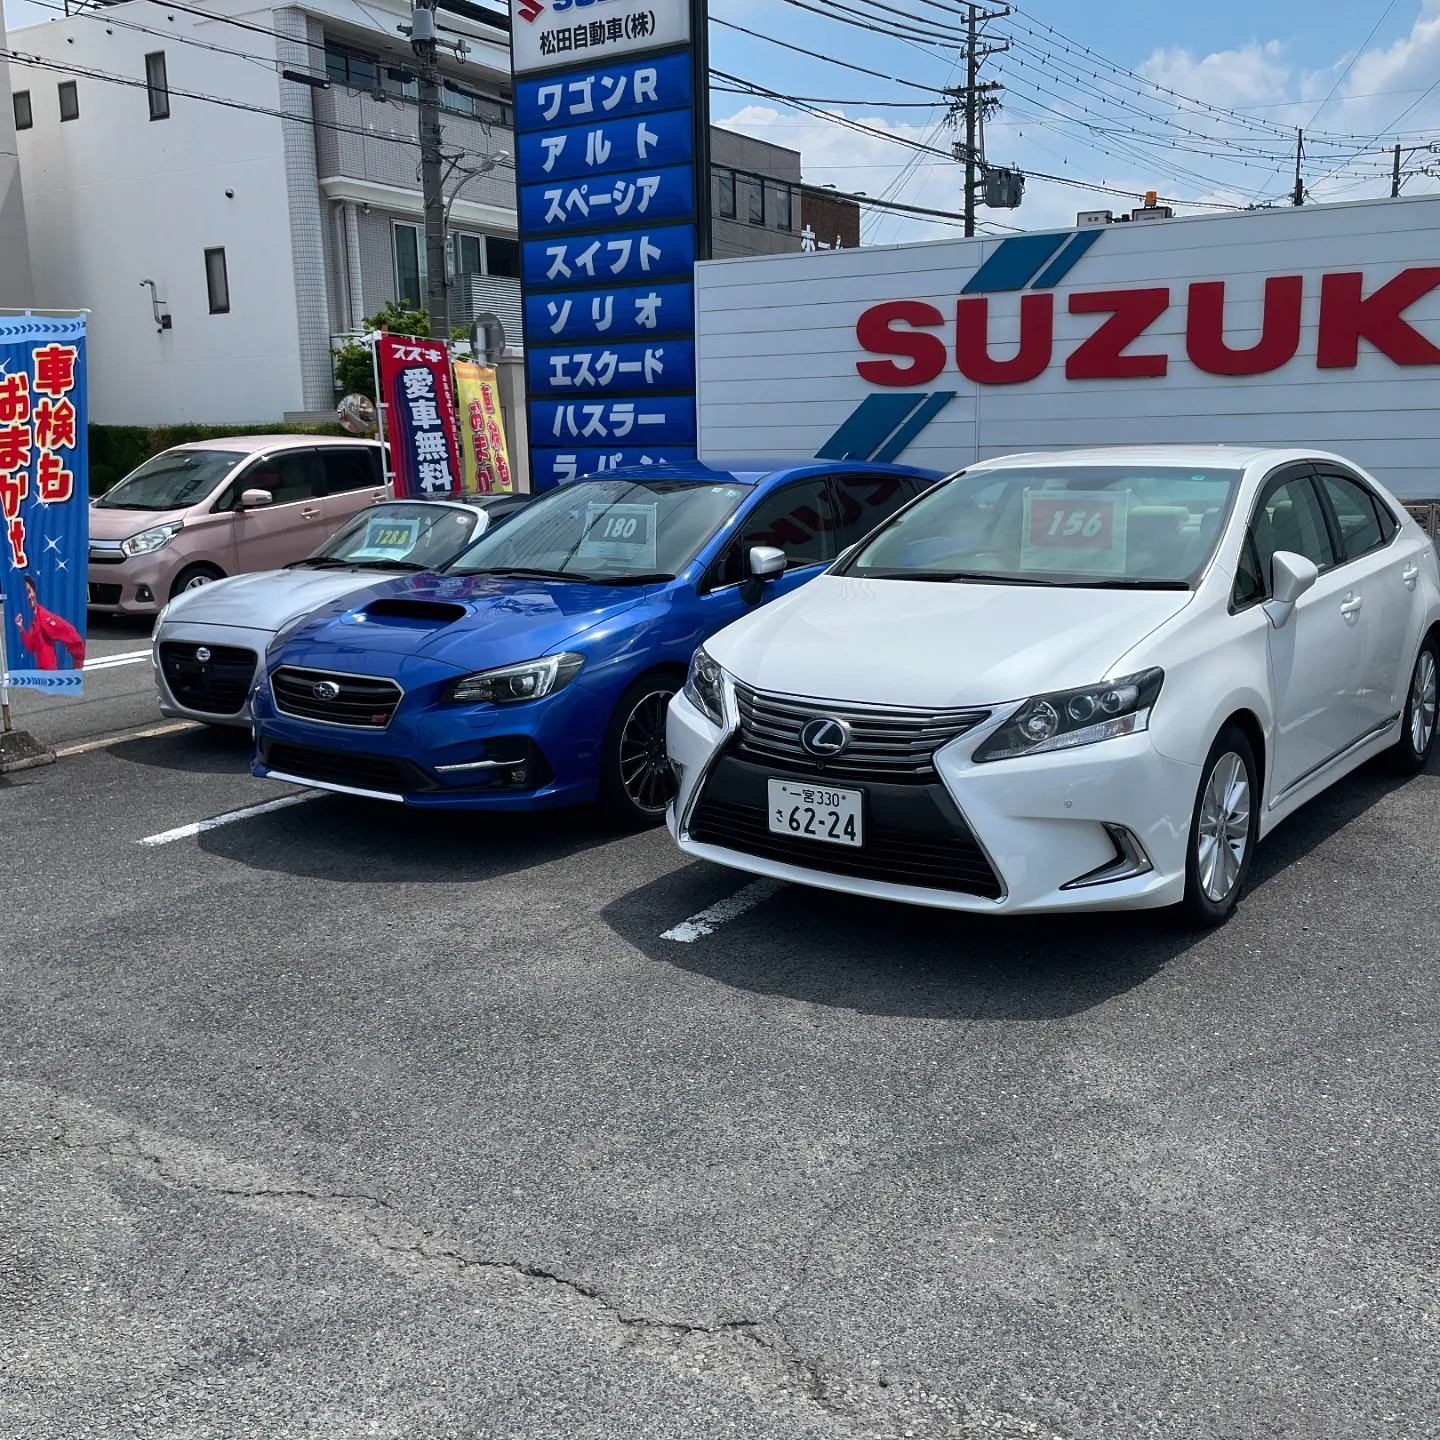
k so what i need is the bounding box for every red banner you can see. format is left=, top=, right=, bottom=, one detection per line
left=376, top=334, right=463, bottom=499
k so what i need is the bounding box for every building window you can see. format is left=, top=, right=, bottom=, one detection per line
left=485, top=236, right=519, bottom=277
left=204, top=248, right=230, bottom=314
left=12, top=91, right=32, bottom=131
left=453, top=232, right=483, bottom=281
left=325, top=40, right=378, bottom=91
left=58, top=81, right=79, bottom=122
left=717, top=169, right=735, bottom=220
left=776, top=184, right=793, bottom=231
left=145, top=52, right=170, bottom=121
left=747, top=175, right=765, bottom=226
left=394, top=222, right=426, bottom=309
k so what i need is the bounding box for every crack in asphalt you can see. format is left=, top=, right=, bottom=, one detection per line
left=20, top=1090, right=1068, bottom=1438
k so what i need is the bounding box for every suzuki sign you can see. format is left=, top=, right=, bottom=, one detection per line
left=511, top=0, right=692, bottom=77
left=693, top=194, right=1440, bottom=498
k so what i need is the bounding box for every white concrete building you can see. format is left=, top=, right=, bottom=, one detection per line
left=7, top=0, right=515, bottom=424
left=0, top=0, right=34, bottom=305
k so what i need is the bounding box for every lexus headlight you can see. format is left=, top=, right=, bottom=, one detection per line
left=444, top=652, right=585, bottom=706
left=683, top=646, right=726, bottom=727
left=973, top=669, right=1164, bottom=763
left=121, top=521, right=184, bottom=557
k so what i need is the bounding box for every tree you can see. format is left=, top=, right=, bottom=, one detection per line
left=331, top=302, right=432, bottom=400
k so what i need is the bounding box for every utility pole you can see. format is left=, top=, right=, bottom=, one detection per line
left=1291, top=129, right=1305, bottom=206
left=409, top=0, right=449, bottom=341
left=1392, top=142, right=1403, bottom=198
left=947, top=4, right=1009, bottom=237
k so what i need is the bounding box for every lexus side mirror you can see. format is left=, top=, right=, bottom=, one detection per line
left=239, top=488, right=274, bottom=509
left=1265, top=550, right=1319, bottom=629
left=741, top=545, right=786, bottom=606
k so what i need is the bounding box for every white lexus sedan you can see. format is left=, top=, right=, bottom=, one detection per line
left=667, top=447, right=1440, bottom=926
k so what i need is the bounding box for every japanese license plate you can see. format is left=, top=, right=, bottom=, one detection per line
left=767, top=779, right=863, bottom=848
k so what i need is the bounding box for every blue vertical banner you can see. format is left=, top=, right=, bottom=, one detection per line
left=511, top=0, right=708, bottom=492
left=0, top=314, right=88, bottom=694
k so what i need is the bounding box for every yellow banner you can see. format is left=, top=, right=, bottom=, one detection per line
left=452, top=361, right=514, bottom=495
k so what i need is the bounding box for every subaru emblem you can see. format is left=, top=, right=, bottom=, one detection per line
left=800, top=717, right=851, bottom=758
left=313, top=680, right=341, bottom=701
left=195, top=646, right=211, bottom=663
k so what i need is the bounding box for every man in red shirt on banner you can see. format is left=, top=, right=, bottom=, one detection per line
left=12, top=573, right=85, bottom=670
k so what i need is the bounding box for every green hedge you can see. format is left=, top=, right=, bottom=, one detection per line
left=88, top=422, right=346, bottom=495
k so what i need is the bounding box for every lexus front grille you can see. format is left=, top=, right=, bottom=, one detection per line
left=733, top=683, right=990, bottom=781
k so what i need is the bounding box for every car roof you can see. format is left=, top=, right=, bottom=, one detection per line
left=966, top=445, right=1337, bottom=473
left=166, top=434, right=380, bottom=457
left=563, top=458, right=945, bottom=487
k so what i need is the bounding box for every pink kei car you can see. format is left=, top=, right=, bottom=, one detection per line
left=87, top=436, right=387, bottom=616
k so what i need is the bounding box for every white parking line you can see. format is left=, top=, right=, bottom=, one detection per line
left=57, top=721, right=200, bottom=757
left=661, top=879, right=787, bottom=943
left=85, top=649, right=153, bottom=671
left=138, top=792, right=319, bottom=847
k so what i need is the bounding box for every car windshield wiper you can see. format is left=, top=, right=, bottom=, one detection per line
left=467, top=566, right=588, bottom=582
left=588, top=572, right=677, bottom=586
left=1062, top=577, right=1192, bottom=590
left=286, top=556, right=353, bottom=569
left=860, top=569, right=1055, bottom=586
left=348, top=559, right=428, bottom=571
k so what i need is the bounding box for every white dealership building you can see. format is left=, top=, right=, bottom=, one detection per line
left=694, top=193, right=1440, bottom=499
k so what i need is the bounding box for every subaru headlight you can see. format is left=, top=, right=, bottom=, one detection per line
left=444, top=652, right=585, bottom=706
left=973, top=669, right=1164, bottom=762
left=121, top=521, right=184, bottom=557
left=683, top=646, right=726, bottom=727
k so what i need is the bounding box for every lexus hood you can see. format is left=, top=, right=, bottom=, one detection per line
left=163, top=568, right=395, bottom=632
left=707, top=575, right=1194, bottom=708
left=271, top=572, right=652, bottom=676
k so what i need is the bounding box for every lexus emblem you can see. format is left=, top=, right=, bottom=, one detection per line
left=313, top=680, right=342, bottom=701
left=800, top=717, right=851, bottom=758
left=195, top=646, right=211, bottom=663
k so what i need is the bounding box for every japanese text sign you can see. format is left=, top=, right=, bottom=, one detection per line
left=520, top=163, right=695, bottom=234
left=527, top=281, right=694, bottom=341
left=534, top=446, right=694, bottom=489
left=518, top=108, right=694, bottom=182
left=453, top=361, right=515, bottom=495
left=529, top=338, right=695, bottom=397
left=516, top=52, right=691, bottom=128
left=0, top=315, right=88, bottom=694
left=511, top=0, right=691, bottom=78
left=522, top=227, right=696, bottom=289
left=376, top=335, right=463, bottom=499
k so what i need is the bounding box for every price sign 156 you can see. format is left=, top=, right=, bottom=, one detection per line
left=1028, top=497, right=1117, bottom=549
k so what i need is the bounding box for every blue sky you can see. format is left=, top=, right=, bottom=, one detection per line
left=5, top=0, right=1435, bottom=241
left=710, top=0, right=1440, bottom=241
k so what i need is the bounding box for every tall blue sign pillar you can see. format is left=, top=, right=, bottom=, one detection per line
left=511, top=0, right=710, bottom=491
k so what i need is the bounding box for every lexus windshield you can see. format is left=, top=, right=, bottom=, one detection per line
left=95, top=449, right=247, bottom=511
left=445, top=479, right=750, bottom=583
left=841, top=465, right=1243, bottom=588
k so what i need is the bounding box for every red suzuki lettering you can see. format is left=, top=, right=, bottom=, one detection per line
left=955, top=294, right=1053, bottom=385
left=1316, top=267, right=1440, bottom=368
left=1187, top=276, right=1303, bottom=376
left=855, top=300, right=947, bottom=386
left=1066, top=289, right=1170, bottom=380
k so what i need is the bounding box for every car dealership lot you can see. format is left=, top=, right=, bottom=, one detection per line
left=4, top=720, right=1439, bottom=1440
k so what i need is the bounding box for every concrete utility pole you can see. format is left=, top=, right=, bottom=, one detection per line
left=1291, top=129, right=1305, bottom=206
left=1392, top=142, right=1403, bottom=198
left=409, top=0, right=449, bottom=341
left=947, top=4, right=1009, bottom=238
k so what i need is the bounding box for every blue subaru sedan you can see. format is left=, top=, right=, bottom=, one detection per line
left=250, top=460, right=939, bottom=826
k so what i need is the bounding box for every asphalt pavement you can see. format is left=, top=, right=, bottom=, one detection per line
left=2, top=676, right=1438, bottom=1439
